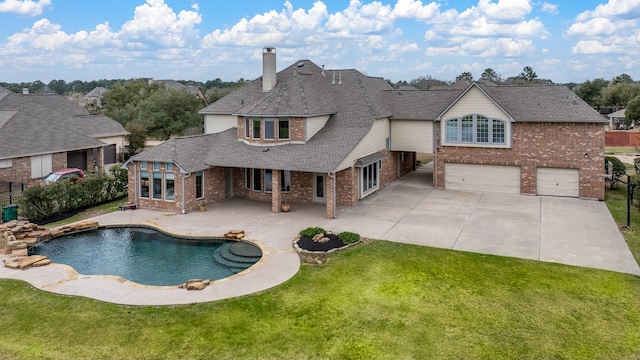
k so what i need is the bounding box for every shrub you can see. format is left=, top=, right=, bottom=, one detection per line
left=338, top=231, right=360, bottom=244
left=605, top=156, right=626, bottom=178
left=18, top=170, right=128, bottom=222
left=299, top=227, right=326, bottom=238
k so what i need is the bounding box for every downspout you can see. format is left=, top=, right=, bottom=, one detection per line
left=134, top=164, right=138, bottom=207
left=181, top=172, right=192, bottom=214
left=433, top=121, right=438, bottom=188
left=328, top=172, right=336, bottom=219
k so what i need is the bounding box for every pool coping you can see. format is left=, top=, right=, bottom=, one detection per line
left=0, top=221, right=301, bottom=306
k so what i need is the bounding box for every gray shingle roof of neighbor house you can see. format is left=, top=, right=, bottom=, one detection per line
left=0, top=86, right=127, bottom=160
left=137, top=59, right=607, bottom=173
left=85, top=87, right=107, bottom=99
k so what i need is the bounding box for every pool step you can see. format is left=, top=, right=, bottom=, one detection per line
left=212, top=242, right=261, bottom=271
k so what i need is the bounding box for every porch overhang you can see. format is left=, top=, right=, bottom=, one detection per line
left=355, top=152, right=386, bottom=168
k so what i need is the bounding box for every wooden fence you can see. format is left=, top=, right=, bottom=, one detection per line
left=605, top=131, right=640, bottom=147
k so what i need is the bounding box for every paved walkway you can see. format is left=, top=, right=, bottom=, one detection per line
left=1, top=166, right=638, bottom=305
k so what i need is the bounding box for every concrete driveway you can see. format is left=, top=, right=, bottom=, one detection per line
left=334, top=166, right=640, bottom=275
left=1, top=165, right=638, bottom=306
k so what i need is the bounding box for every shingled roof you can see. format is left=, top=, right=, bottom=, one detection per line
left=0, top=87, right=127, bottom=160
left=136, top=59, right=606, bottom=173
left=474, top=83, right=606, bottom=123
left=138, top=61, right=392, bottom=173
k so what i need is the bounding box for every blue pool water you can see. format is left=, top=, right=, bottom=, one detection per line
left=30, top=227, right=261, bottom=286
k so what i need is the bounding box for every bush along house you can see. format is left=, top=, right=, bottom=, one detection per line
left=125, top=47, right=606, bottom=219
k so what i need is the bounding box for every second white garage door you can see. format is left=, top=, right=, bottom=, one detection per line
left=536, top=168, right=579, bottom=197
left=444, top=163, right=521, bottom=194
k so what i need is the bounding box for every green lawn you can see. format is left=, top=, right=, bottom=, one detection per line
left=43, top=199, right=124, bottom=227
left=606, top=187, right=640, bottom=263
left=606, top=146, right=639, bottom=155
left=0, top=192, right=639, bottom=359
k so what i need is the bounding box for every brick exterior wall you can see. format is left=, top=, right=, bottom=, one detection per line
left=0, top=152, right=72, bottom=183
left=127, top=150, right=418, bottom=217
left=127, top=162, right=226, bottom=213
left=237, top=116, right=307, bottom=143
left=434, top=122, right=605, bottom=200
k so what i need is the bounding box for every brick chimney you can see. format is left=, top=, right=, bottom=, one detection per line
left=262, top=47, right=276, bottom=92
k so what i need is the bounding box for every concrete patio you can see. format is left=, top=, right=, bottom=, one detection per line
left=1, top=165, right=638, bottom=305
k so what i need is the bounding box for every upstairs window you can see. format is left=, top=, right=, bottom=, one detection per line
left=444, top=114, right=506, bottom=145
left=252, top=118, right=261, bottom=139
left=245, top=118, right=250, bottom=138
left=279, top=118, right=289, bottom=140
left=264, top=118, right=275, bottom=140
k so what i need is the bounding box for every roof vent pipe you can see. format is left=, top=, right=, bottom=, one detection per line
left=262, top=47, right=276, bottom=92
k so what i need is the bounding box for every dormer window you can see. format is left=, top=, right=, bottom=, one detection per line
left=264, top=118, right=275, bottom=140
left=243, top=116, right=293, bottom=142
left=252, top=118, right=261, bottom=139
left=279, top=118, right=289, bottom=140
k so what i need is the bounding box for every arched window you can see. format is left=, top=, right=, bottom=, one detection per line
left=444, top=114, right=506, bottom=145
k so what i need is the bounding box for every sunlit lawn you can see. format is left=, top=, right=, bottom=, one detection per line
left=0, top=191, right=639, bottom=359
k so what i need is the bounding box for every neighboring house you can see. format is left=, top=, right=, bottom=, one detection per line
left=125, top=47, right=606, bottom=219
left=84, top=86, right=107, bottom=113
left=607, top=108, right=626, bottom=129
left=0, top=86, right=129, bottom=184
left=150, top=79, right=207, bottom=102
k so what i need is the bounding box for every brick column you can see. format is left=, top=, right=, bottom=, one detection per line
left=326, top=173, right=335, bottom=219
left=271, top=169, right=281, bottom=213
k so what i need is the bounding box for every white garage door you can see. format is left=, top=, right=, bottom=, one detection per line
left=445, top=163, right=521, bottom=194
left=536, top=168, right=579, bottom=197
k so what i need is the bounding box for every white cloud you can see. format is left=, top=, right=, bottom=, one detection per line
left=0, top=0, right=51, bottom=16
left=571, top=40, right=619, bottom=54
left=540, top=2, right=559, bottom=15
left=202, top=1, right=328, bottom=47
left=566, top=17, right=616, bottom=37
left=121, top=0, right=202, bottom=47
left=576, top=0, right=640, bottom=21
left=477, top=0, right=532, bottom=21
left=392, top=0, right=440, bottom=20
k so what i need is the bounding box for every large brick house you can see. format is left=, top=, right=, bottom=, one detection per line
left=126, top=47, right=606, bottom=219
left=0, top=87, right=128, bottom=184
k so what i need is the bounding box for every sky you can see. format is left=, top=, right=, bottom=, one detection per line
left=0, top=0, right=638, bottom=85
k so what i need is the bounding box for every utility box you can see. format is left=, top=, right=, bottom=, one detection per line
left=2, top=204, right=18, bottom=222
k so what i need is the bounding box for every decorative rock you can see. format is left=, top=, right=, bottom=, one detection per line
left=3, top=259, right=20, bottom=269
left=178, top=278, right=211, bottom=290
left=187, top=282, right=206, bottom=290
left=18, top=255, right=47, bottom=269
left=32, top=258, right=52, bottom=267
left=224, top=230, right=245, bottom=239
left=10, top=248, right=28, bottom=257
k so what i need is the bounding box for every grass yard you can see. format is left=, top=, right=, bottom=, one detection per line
left=606, top=146, right=640, bottom=155
left=1, top=190, right=639, bottom=359
left=1, top=243, right=640, bottom=359
left=606, top=187, right=640, bottom=263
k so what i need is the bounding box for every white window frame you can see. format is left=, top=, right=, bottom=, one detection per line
left=360, top=161, right=380, bottom=198
left=164, top=173, right=175, bottom=201
left=264, top=118, right=275, bottom=140
left=278, top=118, right=289, bottom=140
left=443, top=114, right=508, bottom=147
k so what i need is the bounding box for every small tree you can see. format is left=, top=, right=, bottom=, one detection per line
left=455, top=72, right=474, bottom=83
left=125, top=122, right=147, bottom=157
left=519, top=66, right=538, bottom=82
left=481, top=68, right=498, bottom=82
left=625, top=95, right=640, bottom=126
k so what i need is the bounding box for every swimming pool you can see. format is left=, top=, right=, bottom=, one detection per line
left=30, top=227, right=262, bottom=286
